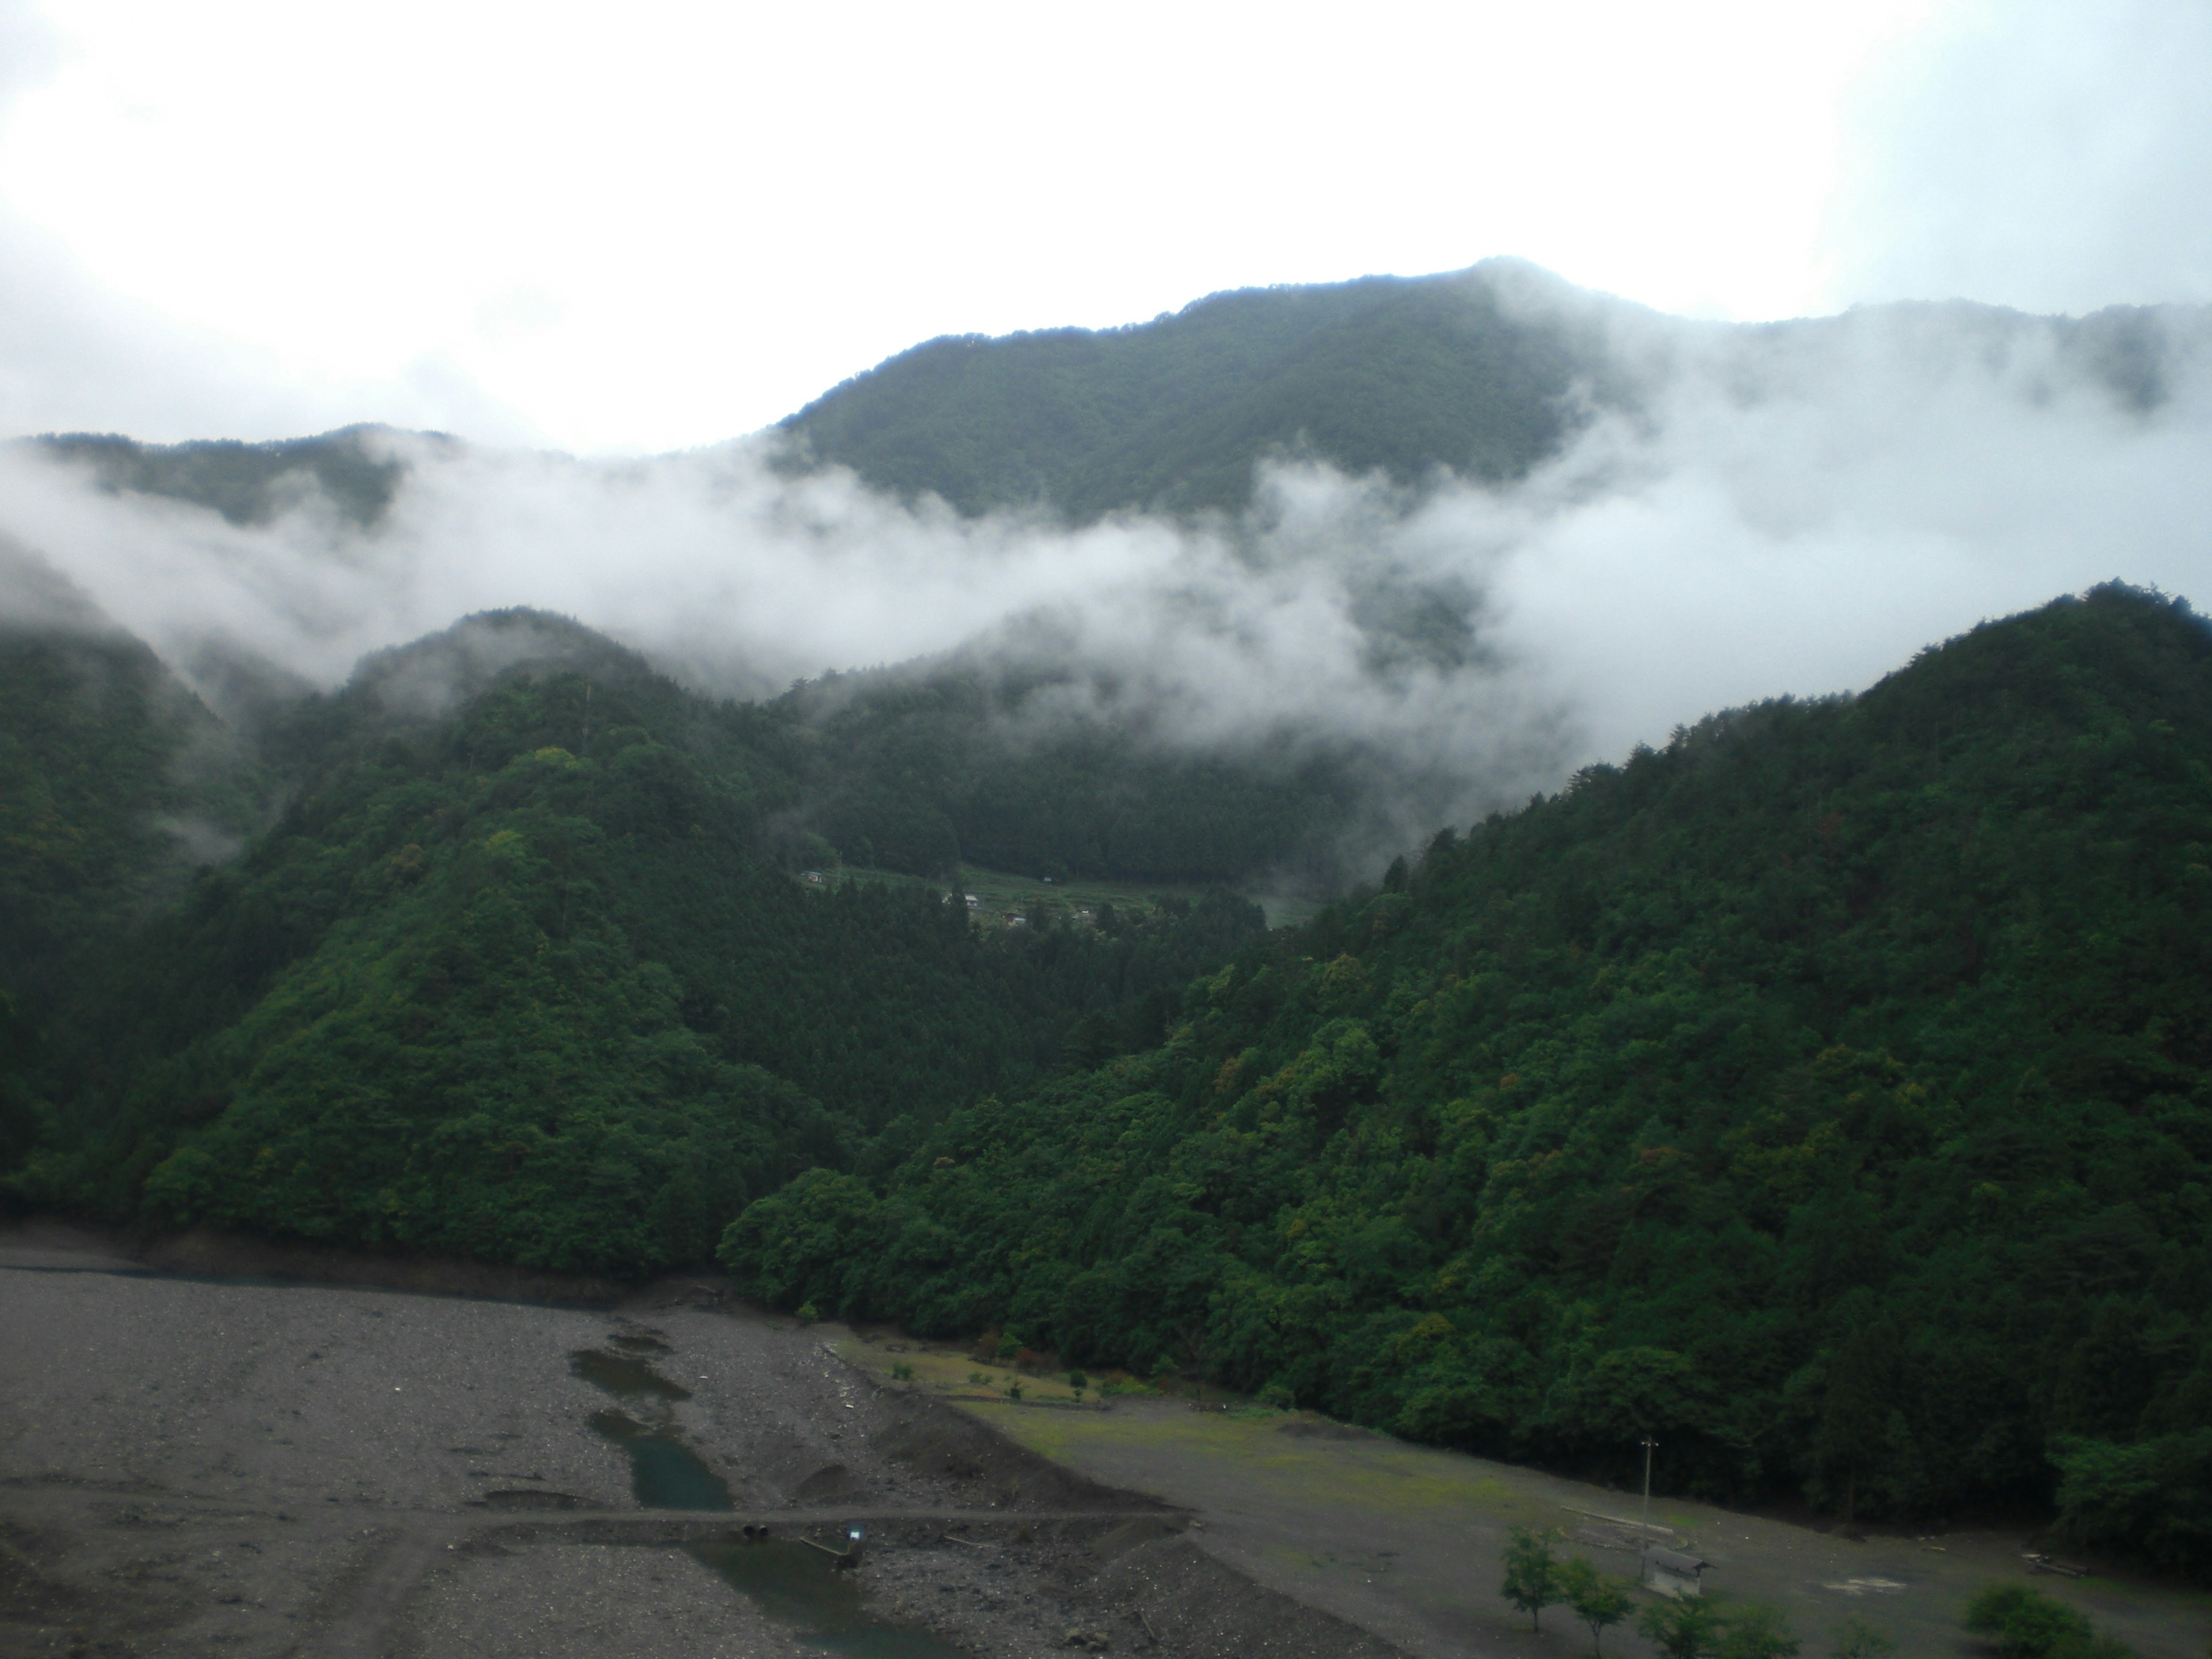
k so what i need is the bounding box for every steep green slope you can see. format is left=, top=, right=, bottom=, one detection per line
left=779, top=260, right=1620, bottom=521
left=10, top=611, right=1266, bottom=1269
left=0, top=551, right=267, bottom=1021
left=775, top=660, right=1384, bottom=888
left=723, top=585, right=2212, bottom=1548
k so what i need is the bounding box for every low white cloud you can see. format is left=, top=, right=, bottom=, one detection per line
left=4, top=289, right=2209, bottom=872
left=1828, top=0, right=2212, bottom=313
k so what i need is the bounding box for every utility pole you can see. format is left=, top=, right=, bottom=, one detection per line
left=1640, top=1436, right=1658, bottom=1586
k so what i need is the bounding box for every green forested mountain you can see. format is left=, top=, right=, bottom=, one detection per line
left=778, top=260, right=1623, bottom=521
left=22, top=426, right=418, bottom=527
left=5, top=608, right=1266, bottom=1269
left=0, top=552, right=268, bottom=1021
left=21, top=271, right=2199, bottom=544
left=721, top=585, right=2212, bottom=1561
left=778, top=269, right=2209, bottom=526
left=8, top=562, right=2210, bottom=1562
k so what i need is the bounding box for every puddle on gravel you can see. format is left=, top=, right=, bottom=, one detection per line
left=570, top=1350, right=961, bottom=1654
left=574, top=1348, right=728, bottom=1509
left=588, top=1408, right=735, bottom=1510
left=573, top=1347, right=691, bottom=1400
left=688, top=1539, right=971, bottom=1658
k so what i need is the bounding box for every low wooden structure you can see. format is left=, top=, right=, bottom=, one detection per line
left=1642, top=1547, right=1709, bottom=1599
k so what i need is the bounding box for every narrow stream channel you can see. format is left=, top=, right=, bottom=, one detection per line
left=573, top=1345, right=734, bottom=1510
left=571, top=1348, right=969, bottom=1657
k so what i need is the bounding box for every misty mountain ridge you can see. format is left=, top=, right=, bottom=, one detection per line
left=6, top=257, right=2207, bottom=948
left=14, top=260, right=2203, bottom=541
left=22, top=423, right=427, bottom=529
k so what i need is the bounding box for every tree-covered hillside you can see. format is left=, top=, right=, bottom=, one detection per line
left=774, top=659, right=1388, bottom=888
left=778, top=260, right=1624, bottom=521
left=6, top=609, right=1265, bottom=1268
left=0, top=555, right=268, bottom=1023
left=22, top=426, right=418, bottom=528
left=722, top=585, right=2212, bottom=1559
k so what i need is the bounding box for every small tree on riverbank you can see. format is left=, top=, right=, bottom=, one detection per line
left=1719, top=1600, right=1801, bottom=1659
left=1560, top=1556, right=1634, bottom=1654
left=1501, top=1527, right=1566, bottom=1632
left=1638, top=1591, right=1729, bottom=1659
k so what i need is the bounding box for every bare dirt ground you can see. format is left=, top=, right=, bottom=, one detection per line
left=830, top=1331, right=2212, bottom=1659
left=0, top=1222, right=1394, bottom=1658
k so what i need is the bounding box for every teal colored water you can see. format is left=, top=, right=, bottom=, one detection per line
left=586, top=1407, right=734, bottom=1510
left=573, top=1346, right=729, bottom=1509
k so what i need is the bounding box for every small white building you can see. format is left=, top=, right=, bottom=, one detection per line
left=1642, top=1548, right=1708, bottom=1599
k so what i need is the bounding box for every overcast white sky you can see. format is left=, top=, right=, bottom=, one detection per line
left=1, top=0, right=2207, bottom=453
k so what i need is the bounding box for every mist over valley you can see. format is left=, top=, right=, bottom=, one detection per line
left=9, top=262, right=2211, bottom=891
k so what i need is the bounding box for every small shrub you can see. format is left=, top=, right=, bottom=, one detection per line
left=1638, top=1592, right=1729, bottom=1659
left=1832, top=1618, right=1896, bottom=1659
left=1067, top=1369, right=1088, bottom=1390
left=890, top=1362, right=915, bottom=1382
left=1257, top=1381, right=1296, bottom=1410
left=997, top=1329, right=1023, bottom=1361
left=1719, top=1601, right=1801, bottom=1659
left=1963, top=1586, right=2102, bottom=1659
left=794, top=1301, right=820, bottom=1323
left=1005, top=1379, right=1024, bottom=1402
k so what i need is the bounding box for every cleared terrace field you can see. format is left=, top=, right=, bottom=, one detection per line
left=831, top=1330, right=2212, bottom=1659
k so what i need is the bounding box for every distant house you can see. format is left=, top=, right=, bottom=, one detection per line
left=1006, top=914, right=1028, bottom=928
left=801, top=870, right=827, bottom=886
left=1642, top=1548, right=1708, bottom=1599
left=964, top=893, right=980, bottom=908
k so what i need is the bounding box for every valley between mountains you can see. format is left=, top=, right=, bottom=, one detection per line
left=5, top=263, right=2212, bottom=1657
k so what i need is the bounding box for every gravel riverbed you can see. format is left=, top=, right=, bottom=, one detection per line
left=0, top=1222, right=1389, bottom=1658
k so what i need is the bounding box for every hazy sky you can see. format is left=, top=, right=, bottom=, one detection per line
left=1, top=0, right=2207, bottom=453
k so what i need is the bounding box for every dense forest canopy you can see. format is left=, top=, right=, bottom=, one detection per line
left=0, top=567, right=268, bottom=1027
left=774, top=267, right=2202, bottom=527
left=5, top=561, right=2208, bottom=1569
left=777, top=260, right=1621, bottom=521
left=1, top=604, right=1266, bottom=1273
left=719, top=586, right=2212, bottom=1567
left=772, top=657, right=1399, bottom=888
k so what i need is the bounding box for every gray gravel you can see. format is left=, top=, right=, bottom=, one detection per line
left=2, top=1222, right=1378, bottom=1659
